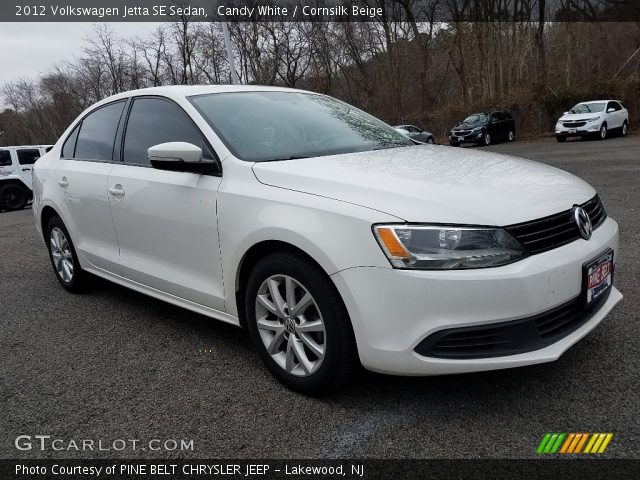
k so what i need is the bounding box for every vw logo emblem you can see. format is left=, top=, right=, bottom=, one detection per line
left=573, top=206, right=592, bottom=240
left=284, top=317, right=296, bottom=334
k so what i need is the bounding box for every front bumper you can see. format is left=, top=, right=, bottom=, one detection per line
left=331, top=217, right=621, bottom=375
left=449, top=131, right=483, bottom=143
left=555, top=122, right=601, bottom=137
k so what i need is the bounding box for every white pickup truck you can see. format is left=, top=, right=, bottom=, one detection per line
left=0, top=145, right=52, bottom=210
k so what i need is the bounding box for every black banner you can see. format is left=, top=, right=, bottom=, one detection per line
left=3, top=0, right=640, bottom=22
left=2, top=459, right=640, bottom=479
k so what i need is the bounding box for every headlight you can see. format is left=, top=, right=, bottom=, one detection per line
left=373, top=225, right=527, bottom=270
left=584, top=117, right=601, bottom=123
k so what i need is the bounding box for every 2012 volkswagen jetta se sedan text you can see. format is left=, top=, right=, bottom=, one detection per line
left=32, top=86, right=622, bottom=394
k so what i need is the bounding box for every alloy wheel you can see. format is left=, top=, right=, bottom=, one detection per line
left=50, top=227, right=74, bottom=283
left=484, top=133, right=491, bottom=145
left=255, top=274, right=326, bottom=377
left=622, top=123, right=628, bottom=136
left=508, top=131, right=514, bottom=142
left=600, top=125, right=607, bottom=139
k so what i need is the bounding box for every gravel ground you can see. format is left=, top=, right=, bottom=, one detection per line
left=1, top=136, right=638, bottom=459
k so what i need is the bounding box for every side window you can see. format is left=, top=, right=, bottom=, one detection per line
left=62, top=124, right=80, bottom=158
left=74, top=101, right=126, bottom=161
left=17, top=149, right=41, bottom=165
left=607, top=102, right=620, bottom=112
left=123, top=97, right=213, bottom=166
left=493, top=112, right=507, bottom=121
left=0, top=150, right=11, bottom=166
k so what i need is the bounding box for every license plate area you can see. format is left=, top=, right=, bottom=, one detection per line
left=569, top=128, right=577, bottom=134
left=583, top=249, right=613, bottom=305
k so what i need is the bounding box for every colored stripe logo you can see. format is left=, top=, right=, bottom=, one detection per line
left=537, top=433, right=613, bottom=454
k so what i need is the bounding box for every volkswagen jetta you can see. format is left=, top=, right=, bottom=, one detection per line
left=32, top=86, right=622, bottom=394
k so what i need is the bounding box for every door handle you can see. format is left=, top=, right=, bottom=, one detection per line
left=108, top=185, right=125, bottom=196
left=58, top=177, right=68, bottom=187
left=22, top=168, right=31, bottom=171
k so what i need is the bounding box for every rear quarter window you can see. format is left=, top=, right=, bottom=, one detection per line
left=74, top=100, right=126, bottom=161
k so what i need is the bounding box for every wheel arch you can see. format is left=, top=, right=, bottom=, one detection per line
left=234, top=240, right=334, bottom=328
left=40, top=205, right=60, bottom=241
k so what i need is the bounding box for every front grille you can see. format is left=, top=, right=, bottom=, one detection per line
left=562, top=121, right=587, bottom=128
left=506, top=195, right=607, bottom=255
left=414, top=287, right=611, bottom=359
left=453, top=130, right=472, bottom=136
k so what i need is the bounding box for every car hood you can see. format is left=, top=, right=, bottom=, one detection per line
left=251, top=145, right=595, bottom=225
left=559, top=113, right=602, bottom=122
left=452, top=122, right=484, bottom=131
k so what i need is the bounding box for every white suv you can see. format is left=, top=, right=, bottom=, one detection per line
left=33, top=86, right=622, bottom=394
left=0, top=145, right=52, bottom=210
left=555, top=100, right=629, bottom=141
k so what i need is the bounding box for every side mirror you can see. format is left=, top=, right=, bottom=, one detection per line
left=148, top=142, right=217, bottom=174
left=563, top=111, right=569, bottom=115
left=607, top=108, right=615, bottom=113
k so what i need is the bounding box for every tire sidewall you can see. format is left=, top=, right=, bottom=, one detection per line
left=484, top=132, right=491, bottom=145
left=245, top=253, right=349, bottom=393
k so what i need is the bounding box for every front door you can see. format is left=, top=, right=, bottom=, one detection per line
left=108, top=96, right=225, bottom=311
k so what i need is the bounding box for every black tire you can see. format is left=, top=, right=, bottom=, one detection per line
left=556, top=135, right=566, bottom=142
left=483, top=131, right=491, bottom=146
left=621, top=121, right=629, bottom=137
left=426, top=137, right=435, bottom=144
left=449, top=142, right=460, bottom=147
left=598, top=123, right=607, bottom=140
left=507, top=130, right=515, bottom=142
left=46, top=216, right=91, bottom=293
left=245, top=252, right=358, bottom=395
left=0, top=183, right=28, bottom=211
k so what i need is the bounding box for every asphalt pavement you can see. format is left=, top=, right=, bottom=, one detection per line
left=1, top=135, right=638, bottom=459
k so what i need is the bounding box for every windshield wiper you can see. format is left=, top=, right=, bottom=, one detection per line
left=261, top=155, right=310, bottom=162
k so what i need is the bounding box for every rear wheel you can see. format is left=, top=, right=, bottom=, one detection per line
left=0, top=183, right=28, bottom=211
left=245, top=252, right=358, bottom=395
left=426, top=137, right=435, bottom=144
left=46, top=216, right=91, bottom=292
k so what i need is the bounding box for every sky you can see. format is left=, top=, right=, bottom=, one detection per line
left=0, top=22, right=164, bottom=93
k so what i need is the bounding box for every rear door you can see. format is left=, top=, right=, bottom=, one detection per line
left=107, top=96, right=225, bottom=310
left=15, top=148, right=41, bottom=190
left=0, top=149, right=13, bottom=178
left=54, top=100, right=126, bottom=273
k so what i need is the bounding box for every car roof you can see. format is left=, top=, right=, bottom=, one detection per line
left=0, top=145, right=53, bottom=149
left=92, top=84, right=313, bottom=106
left=579, top=100, right=620, bottom=104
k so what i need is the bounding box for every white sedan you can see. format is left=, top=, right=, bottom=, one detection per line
left=555, top=100, right=629, bottom=141
left=32, top=86, right=622, bottom=394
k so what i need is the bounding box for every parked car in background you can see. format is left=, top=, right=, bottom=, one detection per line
left=33, top=86, right=621, bottom=394
left=394, top=125, right=435, bottom=144
left=0, top=145, right=52, bottom=211
left=449, top=111, right=515, bottom=146
left=555, top=100, right=629, bottom=142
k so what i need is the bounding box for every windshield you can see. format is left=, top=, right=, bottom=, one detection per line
left=570, top=102, right=605, bottom=114
left=188, top=91, right=411, bottom=162
left=463, top=114, right=488, bottom=124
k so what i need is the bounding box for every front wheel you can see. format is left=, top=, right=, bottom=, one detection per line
left=598, top=124, right=607, bottom=140
left=507, top=130, right=515, bottom=142
left=0, top=183, right=28, bottom=211
left=621, top=121, right=628, bottom=137
left=556, top=135, right=567, bottom=142
left=483, top=132, right=491, bottom=146
left=449, top=142, right=460, bottom=147
left=245, top=252, right=358, bottom=395
left=426, top=137, right=435, bottom=144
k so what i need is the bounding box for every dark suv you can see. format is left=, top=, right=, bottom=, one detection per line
left=449, top=111, right=515, bottom=146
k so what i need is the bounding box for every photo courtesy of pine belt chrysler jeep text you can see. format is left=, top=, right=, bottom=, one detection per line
left=32, top=85, right=622, bottom=394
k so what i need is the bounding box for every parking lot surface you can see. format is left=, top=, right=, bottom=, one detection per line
left=1, top=136, right=639, bottom=459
